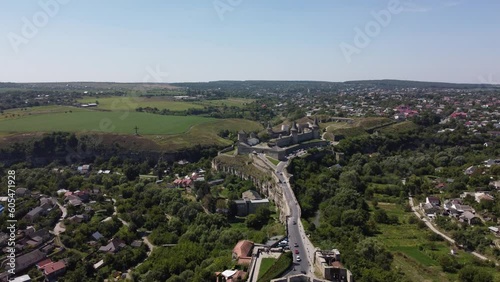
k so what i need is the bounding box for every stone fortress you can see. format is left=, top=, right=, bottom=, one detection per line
left=236, top=116, right=327, bottom=160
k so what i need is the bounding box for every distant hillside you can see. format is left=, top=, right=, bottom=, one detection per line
left=1, top=79, right=498, bottom=93
left=0, top=82, right=178, bottom=91
left=173, top=79, right=500, bottom=90
left=343, top=79, right=500, bottom=89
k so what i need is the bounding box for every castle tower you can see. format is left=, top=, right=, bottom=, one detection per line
left=312, top=116, right=320, bottom=139
left=238, top=130, right=248, bottom=143
left=267, top=122, right=274, bottom=136
left=290, top=121, right=299, bottom=144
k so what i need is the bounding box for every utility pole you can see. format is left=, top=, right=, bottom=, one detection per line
left=134, top=126, right=139, bottom=135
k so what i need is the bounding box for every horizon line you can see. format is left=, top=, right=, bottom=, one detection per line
left=0, top=78, right=498, bottom=86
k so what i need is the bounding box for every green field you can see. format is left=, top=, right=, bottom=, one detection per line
left=259, top=258, right=277, bottom=279
left=77, top=96, right=255, bottom=112
left=0, top=111, right=214, bottom=135
left=0, top=105, right=87, bottom=121
left=198, top=98, right=255, bottom=108
left=321, top=117, right=393, bottom=139
left=390, top=246, right=437, bottom=266
left=78, top=96, right=204, bottom=111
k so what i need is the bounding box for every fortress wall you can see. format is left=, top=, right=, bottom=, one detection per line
left=212, top=156, right=288, bottom=223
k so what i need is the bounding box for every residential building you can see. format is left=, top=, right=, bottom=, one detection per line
left=232, top=240, right=253, bottom=265
left=426, top=196, right=440, bottom=206
left=99, top=238, right=126, bottom=253
left=460, top=211, right=481, bottom=225
left=314, top=249, right=354, bottom=282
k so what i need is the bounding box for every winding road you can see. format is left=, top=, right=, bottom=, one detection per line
left=52, top=197, right=67, bottom=236
left=258, top=155, right=318, bottom=278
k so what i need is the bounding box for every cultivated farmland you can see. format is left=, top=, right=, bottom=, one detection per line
left=0, top=111, right=214, bottom=135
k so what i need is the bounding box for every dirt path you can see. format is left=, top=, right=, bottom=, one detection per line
left=408, top=197, right=496, bottom=264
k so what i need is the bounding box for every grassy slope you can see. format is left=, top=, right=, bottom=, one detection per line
left=321, top=117, right=392, bottom=138
left=258, top=258, right=277, bottom=279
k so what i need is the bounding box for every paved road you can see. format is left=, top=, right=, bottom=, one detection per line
left=275, top=160, right=316, bottom=277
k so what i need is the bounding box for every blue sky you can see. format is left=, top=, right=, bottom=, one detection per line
left=1, top=0, right=499, bottom=83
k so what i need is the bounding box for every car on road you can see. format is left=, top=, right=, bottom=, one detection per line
left=296, top=255, right=301, bottom=262
left=293, top=220, right=296, bottom=225
left=294, top=249, right=299, bottom=254
left=294, top=242, right=298, bottom=247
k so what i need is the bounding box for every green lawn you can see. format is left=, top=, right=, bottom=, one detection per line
left=258, top=258, right=277, bottom=279
left=0, top=111, right=214, bottom=134
left=266, top=156, right=280, bottom=166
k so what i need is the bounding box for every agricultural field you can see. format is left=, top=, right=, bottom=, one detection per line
left=197, top=98, right=255, bottom=108
left=0, top=105, right=87, bottom=121
left=77, top=96, right=255, bottom=112
left=77, top=96, right=204, bottom=111
left=0, top=110, right=214, bottom=135
left=373, top=203, right=500, bottom=282
left=0, top=101, right=263, bottom=150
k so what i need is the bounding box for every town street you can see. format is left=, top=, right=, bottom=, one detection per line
left=258, top=155, right=318, bottom=278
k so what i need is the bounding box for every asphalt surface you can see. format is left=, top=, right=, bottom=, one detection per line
left=276, top=161, right=310, bottom=276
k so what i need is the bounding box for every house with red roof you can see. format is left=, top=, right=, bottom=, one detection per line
left=232, top=240, right=254, bottom=266
left=41, top=260, right=66, bottom=280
